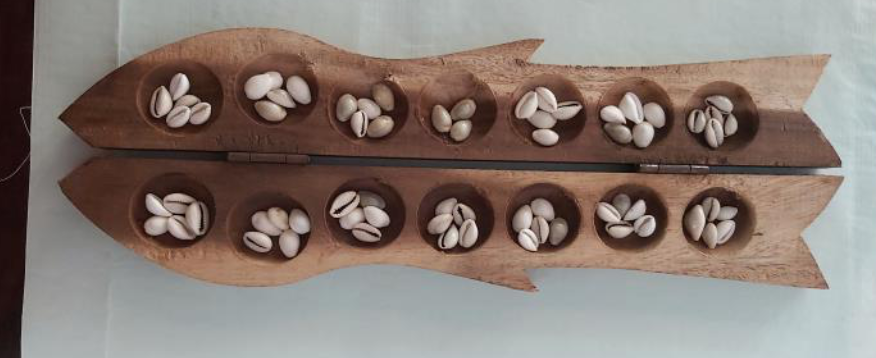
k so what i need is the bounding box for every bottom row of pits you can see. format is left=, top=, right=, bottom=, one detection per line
left=134, top=176, right=755, bottom=263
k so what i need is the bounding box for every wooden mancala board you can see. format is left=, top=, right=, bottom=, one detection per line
left=60, top=28, right=842, bottom=291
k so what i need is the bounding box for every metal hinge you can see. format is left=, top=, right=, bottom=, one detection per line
left=227, top=152, right=311, bottom=165
left=638, top=164, right=710, bottom=174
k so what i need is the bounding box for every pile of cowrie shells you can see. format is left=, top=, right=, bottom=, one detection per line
left=143, top=193, right=209, bottom=241
left=600, top=92, right=665, bottom=148
left=687, top=95, right=738, bottom=149
left=243, top=207, right=311, bottom=259
left=684, top=196, right=738, bottom=249
left=329, top=190, right=391, bottom=243
left=514, top=87, right=583, bottom=147
left=426, top=197, right=479, bottom=250
left=596, top=194, right=657, bottom=239
left=149, top=73, right=213, bottom=129
left=335, top=83, right=396, bottom=139
left=430, top=98, right=476, bottom=142
left=511, top=198, right=569, bottom=252
left=244, top=71, right=312, bottom=123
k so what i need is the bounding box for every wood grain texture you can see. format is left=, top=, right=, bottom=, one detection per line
left=60, top=157, right=841, bottom=291
left=60, top=28, right=840, bottom=167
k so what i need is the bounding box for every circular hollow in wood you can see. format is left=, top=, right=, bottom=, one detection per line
left=684, top=81, right=759, bottom=151
left=324, top=178, right=406, bottom=248
left=506, top=183, right=581, bottom=252
left=597, top=77, right=674, bottom=149
left=416, top=183, right=495, bottom=253
left=594, top=184, right=667, bottom=252
left=416, top=71, right=498, bottom=145
left=137, top=60, right=224, bottom=136
left=130, top=173, right=215, bottom=248
left=235, top=53, right=319, bottom=126
left=226, top=192, right=311, bottom=264
left=683, top=187, right=755, bottom=256
left=326, top=77, right=409, bottom=142
left=508, top=74, right=586, bottom=147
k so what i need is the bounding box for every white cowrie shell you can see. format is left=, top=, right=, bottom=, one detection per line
left=512, top=205, right=533, bottom=233
left=288, top=208, right=311, bottom=235
left=350, top=110, right=369, bottom=138
left=612, top=194, right=631, bottom=217
left=431, top=105, right=452, bottom=133
left=717, top=206, right=738, bottom=221
left=438, top=224, right=459, bottom=250
left=619, top=92, right=644, bottom=124
left=702, top=223, right=719, bottom=249
left=531, top=215, right=550, bottom=244
left=643, top=102, right=666, bottom=128
left=702, top=197, right=721, bottom=222
left=351, top=223, right=382, bottom=243
left=339, top=207, right=365, bottom=230
left=286, top=75, right=312, bottom=105
left=527, top=110, right=557, bottom=129
left=145, top=193, right=172, bottom=217
left=687, top=109, right=707, bottom=134
left=623, top=199, right=647, bottom=222
left=606, top=222, right=634, bottom=239
left=243, top=231, right=272, bottom=253
left=357, top=98, right=382, bottom=119
left=716, top=220, right=736, bottom=245
left=162, top=193, right=195, bottom=214
left=706, top=106, right=724, bottom=124
left=724, top=113, right=738, bottom=137
left=267, top=207, right=290, bottom=231
left=535, top=87, right=558, bottom=112
left=336, top=94, right=358, bottom=122
left=517, top=228, right=539, bottom=252
left=514, top=91, right=539, bottom=119
left=458, top=219, right=479, bottom=248
left=632, top=122, right=655, bottom=149
left=358, top=191, right=386, bottom=209
left=367, top=115, right=395, bottom=139
left=175, top=94, right=200, bottom=108
left=600, top=105, right=626, bottom=124
left=604, top=123, right=633, bottom=144
left=185, top=201, right=209, bottom=236
left=330, top=191, right=360, bottom=218
left=450, top=120, right=473, bottom=142
left=633, top=215, right=656, bottom=238
left=684, top=204, right=706, bottom=241
left=255, top=100, right=287, bottom=122
left=167, top=215, right=196, bottom=240
left=452, top=203, right=476, bottom=226
left=279, top=230, right=301, bottom=258
left=705, top=95, right=733, bottom=113
left=150, top=86, right=173, bottom=118
left=252, top=211, right=283, bottom=236
left=450, top=98, right=476, bottom=121
left=265, top=71, right=284, bottom=90
left=266, top=89, right=296, bottom=109
left=548, top=217, right=569, bottom=246
left=245, top=73, right=273, bottom=100
left=532, top=129, right=559, bottom=147
left=364, top=206, right=391, bottom=228
left=596, top=202, right=622, bottom=224
left=144, top=216, right=169, bottom=237
left=166, top=106, right=191, bottom=128
left=435, top=197, right=458, bottom=216
left=371, top=83, right=395, bottom=112
left=189, top=102, right=212, bottom=125
left=427, top=214, right=454, bottom=235
left=553, top=101, right=583, bottom=120
left=530, top=198, right=555, bottom=221
left=705, top=118, right=724, bottom=149
left=169, top=73, right=190, bottom=101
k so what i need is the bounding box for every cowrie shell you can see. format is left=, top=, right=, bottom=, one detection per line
left=517, top=228, right=539, bottom=252
left=532, top=129, right=559, bottom=147
left=514, top=91, right=538, bottom=119
left=162, top=193, right=195, bottom=214
left=330, top=191, right=360, bottom=218
left=451, top=203, right=476, bottom=226
left=286, top=75, right=312, bottom=105
left=600, top=105, right=626, bottom=124
left=449, top=120, right=472, bottom=142
left=702, top=197, right=721, bottom=222
left=687, top=109, right=707, bottom=134
left=357, top=98, right=382, bottom=119
left=371, top=83, right=395, bottom=112
left=643, top=102, right=665, bottom=128
left=717, top=206, right=738, bottom=221
left=619, top=92, right=643, bottom=124
left=169, top=73, right=190, bottom=101
left=716, top=220, right=736, bottom=245
left=512, top=205, right=533, bottom=233
left=265, top=71, right=284, bottom=90
left=267, top=207, right=290, bottom=231
left=288, top=208, right=311, bottom=235
left=150, top=86, right=173, bottom=118
left=435, top=197, right=458, bottom=216
left=632, top=122, right=655, bottom=148
left=144, top=216, right=169, bottom=237
left=702, top=223, right=719, bottom=249
left=548, top=217, right=569, bottom=246
left=604, top=123, right=632, bottom=144
left=596, top=202, right=622, bottom=224
left=166, top=105, right=191, bottom=128
left=705, top=118, right=724, bottom=149
left=339, top=207, right=365, bottom=230
left=367, top=115, right=394, bottom=139
left=623, top=199, right=647, bottom=222
left=606, top=222, right=634, bottom=239
left=427, top=214, right=453, bottom=235
left=724, top=113, right=738, bottom=137
left=351, top=223, right=382, bottom=243
left=450, top=98, right=476, bottom=121
left=527, top=110, right=557, bottom=129
left=245, top=73, right=273, bottom=100
left=350, top=110, right=369, bottom=138
left=633, top=215, right=656, bottom=238
left=553, top=101, right=583, bottom=120
left=266, top=89, right=296, bottom=109
left=185, top=201, right=209, bottom=236
left=458, top=219, right=479, bottom=248
left=167, top=215, right=196, bottom=240
left=252, top=211, right=282, bottom=236
left=612, top=194, right=631, bottom=217
left=279, top=230, right=301, bottom=258
left=364, top=206, right=391, bottom=228
left=684, top=204, right=706, bottom=241
left=336, top=94, right=358, bottom=122
left=243, top=231, right=272, bottom=253
left=145, top=193, right=172, bottom=217
left=438, top=224, right=459, bottom=250
left=535, top=87, right=558, bottom=112
left=189, top=102, right=212, bottom=125
left=705, top=95, right=733, bottom=113
left=255, top=100, right=287, bottom=123
left=358, top=191, right=386, bottom=209
left=706, top=106, right=724, bottom=124
left=531, top=215, right=550, bottom=244
left=530, top=198, right=555, bottom=221
left=431, top=104, right=452, bottom=133
left=175, top=94, right=200, bottom=108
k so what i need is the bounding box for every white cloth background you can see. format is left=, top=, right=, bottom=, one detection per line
left=25, top=0, right=876, bottom=357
